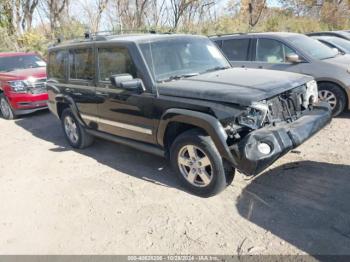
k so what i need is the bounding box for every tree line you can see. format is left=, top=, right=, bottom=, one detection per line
left=0, top=0, right=349, bottom=54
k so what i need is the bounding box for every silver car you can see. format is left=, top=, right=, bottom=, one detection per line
left=211, top=32, right=350, bottom=116
left=311, top=35, right=350, bottom=55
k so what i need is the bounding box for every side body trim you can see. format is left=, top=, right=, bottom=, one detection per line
left=86, top=129, right=164, bottom=157
left=80, top=113, right=153, bottom=135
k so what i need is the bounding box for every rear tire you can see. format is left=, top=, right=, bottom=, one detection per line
left=61, top=108, right=94, bottom=149
left=318, top=83, right=346, bottom=116
left=170, top=129, right=234, bottom=197
left=0, top=94, right=16, bottom=120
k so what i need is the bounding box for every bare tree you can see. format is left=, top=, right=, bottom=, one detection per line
left=0, top=0, right=38, bottom=35
left=41, top=0, right=69, bottom=35
left=147, top=0, right=168, bottom=27
left=240, top=0, right=267, bottom=29
left=21, top=0, right=39, bottom=31
left=169, top=0, right=201, bottom=30
left=108, top=0, right=150, bottom=30
left=79, top=0, right=109, bottom=32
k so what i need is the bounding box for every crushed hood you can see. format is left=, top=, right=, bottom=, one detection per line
left=157, top=68, right=313, bottom=106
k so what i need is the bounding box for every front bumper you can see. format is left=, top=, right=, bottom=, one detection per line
left=7, top=92, right=48, bottom=110
left=14, top=105, right=48, bottom=116
left=234, top=102, right=332, bottom=176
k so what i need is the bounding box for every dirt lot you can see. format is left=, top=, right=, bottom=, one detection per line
left=0, top=110, right=349, bottom=255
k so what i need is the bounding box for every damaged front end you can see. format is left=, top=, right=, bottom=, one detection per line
left=224, top=81, right=332, bottom=176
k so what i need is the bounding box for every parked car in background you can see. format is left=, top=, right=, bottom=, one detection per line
left=307, top=31, right=350, bottom=41
left=211, top=32, right=350, bottom=116
left=311, top=35, right=350, bottom=54
left=0, top=52, right=48, bottom=119
left=47, top=33, right=331, bottom=196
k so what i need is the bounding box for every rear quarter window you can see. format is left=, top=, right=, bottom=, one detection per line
left=221, top=39, right=250, bottom=61
left=48, top=50, right=66, bottom=79
left=69, top=48, right=94, bottom=80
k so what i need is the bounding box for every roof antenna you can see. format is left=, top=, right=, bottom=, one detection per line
left=84, top=32, right=91, bottom=39
left=57, top=36, right=63, bottom=44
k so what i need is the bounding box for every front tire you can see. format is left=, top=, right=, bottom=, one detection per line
left=61, top=108, right=94, bottom=149
left=0, top=94, right=16, bottom=120
left=318, top=83, right=346, bottom=116
left=170, top=129, right=234, bottom=197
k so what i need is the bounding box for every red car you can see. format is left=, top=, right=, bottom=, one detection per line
left=0, top=52, right=48, bottom=119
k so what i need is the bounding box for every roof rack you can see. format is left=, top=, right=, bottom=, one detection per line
left=51, top=29, right=160, bottom=46
left=208, top=31, right=265, bottom=37
left=84, top=29, right=158, bottom=40
left=208, top=32, right=248, bottom=37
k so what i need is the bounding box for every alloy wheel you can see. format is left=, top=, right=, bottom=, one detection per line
left=0, top=97, right=11, bottom=118
left=64, top=115, right=79, bottom=144
left=318, top=90, right=337, bottom=109
left=177, top=145, right=213, bottom=187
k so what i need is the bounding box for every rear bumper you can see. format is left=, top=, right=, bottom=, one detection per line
left=234, top=102, right=332, bottom=175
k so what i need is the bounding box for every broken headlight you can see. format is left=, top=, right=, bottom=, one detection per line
left=237, top=102, right=269, bottom=130
left=8, top=80, right=27, bottom=93
left=303, top=80, right=318, bottom=108
left=8, top=77, right=38, bottom=94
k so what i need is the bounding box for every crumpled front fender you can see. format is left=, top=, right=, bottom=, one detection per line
left=233, top=102, right=332, bottom=176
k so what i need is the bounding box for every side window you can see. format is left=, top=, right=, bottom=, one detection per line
left=221, top=39, right=250, bottom=61
left=69, top=48, right=94, bottom=80
left=48, top=51, right=66, bottom=79
left=98, top=47, right=136, bottom=82
left=256, top=39, right=296, bottom=63
left=213, top=40, right=222, bottom=48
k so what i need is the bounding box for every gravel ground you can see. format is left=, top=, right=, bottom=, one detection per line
left=0, top=110, right=349, bottom=255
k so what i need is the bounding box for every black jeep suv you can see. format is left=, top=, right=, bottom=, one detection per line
left=46, top=34, right=332, bottom=196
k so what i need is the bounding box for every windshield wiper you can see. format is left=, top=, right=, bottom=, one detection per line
left=158, top=72, right=199, bottom=82
left=202, top=66, right=230, bottom=74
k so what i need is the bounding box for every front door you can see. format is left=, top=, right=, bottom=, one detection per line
left=250, top=38, right=304, bottom=73
left=95, top=45, right=156, bottom=144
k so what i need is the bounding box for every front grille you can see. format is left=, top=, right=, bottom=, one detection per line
left=267, top=85, right=307, bottom=123
left=27, top=78, right=47, bottom=94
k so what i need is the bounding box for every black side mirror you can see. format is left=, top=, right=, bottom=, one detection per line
left=110, top=74, right=144, bottom=92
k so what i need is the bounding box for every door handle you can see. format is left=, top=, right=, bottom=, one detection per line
left=258, top=66, right=263, bottom=69
left=65, top=88, right=72, bottom=93
left=241, top=65, right=245, bottom=68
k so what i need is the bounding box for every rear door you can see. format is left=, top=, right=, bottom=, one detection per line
left=66, top=47, right=99, bottom=129
left=95, top=45, right=156, bottom=143
left=219, top=37, right=253, bottom=68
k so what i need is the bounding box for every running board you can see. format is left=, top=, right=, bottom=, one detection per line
left=86, top=129, right=165, bottom=158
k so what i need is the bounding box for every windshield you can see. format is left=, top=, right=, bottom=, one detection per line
left=0, top=55, right=46, bottom=72
left=287, top=35, right=338, bottom=60
left=327, top=37, right=350, bottom=53
left=139, top=37, right=230, bottom=82
left=338, top=31, right=350, bottom=39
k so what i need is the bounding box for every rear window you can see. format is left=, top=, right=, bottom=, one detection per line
left=48, top=51, right=66, bottom=79
left=69, top=48, right=94, bottom=80
left=221, top=39, right=250, bottom=61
